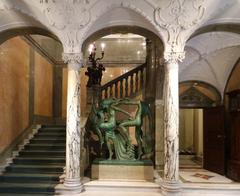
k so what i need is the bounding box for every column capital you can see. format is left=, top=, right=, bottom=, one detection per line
left=163, top=51, right=185, bottom=64
left=62, top=52, right=83, bottom=70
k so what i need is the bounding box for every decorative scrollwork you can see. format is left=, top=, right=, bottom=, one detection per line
left=62, top=53, right=83, bottom=70
left=39, top=0, right=91, bottom=30
left=154, top=0, right=205, bottom=58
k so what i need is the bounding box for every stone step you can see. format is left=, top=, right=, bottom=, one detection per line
left=24, top=143, right=65, bottom=151
left=0, top=173, right=60, bottom=183
left=0, top=182, right=57, bottom=194
left=0, top=124, right=66, bottom=195
left=13, top=157, right=65, bottom=164
left=36, top=132, right=66, bottom=137
left=42, top=124, right=66, bottom=128
left=30, top=138, right=66, bottom=144
left=19, top=150, right=65, bottom=157
left=38, top=128, right=66, bottom=133
left=33, top=134, right=66, bottom=140
left=5, top=164, right=64, bottom=173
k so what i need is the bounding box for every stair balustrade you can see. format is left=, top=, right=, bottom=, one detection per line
left=100, top=63, right=146, bottom=99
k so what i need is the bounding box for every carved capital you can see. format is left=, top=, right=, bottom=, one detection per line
left=164, top=51, right=185, bottom=64
left=62, top=53, right=83, bottom=70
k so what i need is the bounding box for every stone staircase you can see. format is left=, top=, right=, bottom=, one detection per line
left=0, top=125, right=66, bottom=195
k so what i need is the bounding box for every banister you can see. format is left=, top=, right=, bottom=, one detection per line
left=101, top=63, right=146, bottom=91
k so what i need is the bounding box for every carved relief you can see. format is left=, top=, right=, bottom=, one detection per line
left=164, top=51, right=185, bottom=64
left=39, top=0, right=92, bottom=52
left=180, top=87, right=214, bottom=107
left=39, top=0, right=91, bottom=30
left=62, top=53, right=83, bottom=70
left=154, top=0, right=205, bottom=54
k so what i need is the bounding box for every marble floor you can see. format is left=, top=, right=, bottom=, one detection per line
left=61, top=190, right=162, bottom=196
left=57, top=157, right=240, bottom=196
left=56, top=171, right=240, bottom=196
left=180, top=168, right=232, bottom=183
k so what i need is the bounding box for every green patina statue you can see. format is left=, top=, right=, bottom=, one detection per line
left=87, top=98, right=153, bottom=161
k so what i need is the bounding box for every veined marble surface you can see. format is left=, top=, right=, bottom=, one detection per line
left=163, top=61, right=179, bottom=182
left=65, top=69, right=81, bottom=183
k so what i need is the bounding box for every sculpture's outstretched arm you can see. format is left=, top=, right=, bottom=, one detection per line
left=111, top=105, right=132, bottom=118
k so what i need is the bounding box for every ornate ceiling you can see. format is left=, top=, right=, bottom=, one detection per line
left=0, top=0, right=239, bottom=95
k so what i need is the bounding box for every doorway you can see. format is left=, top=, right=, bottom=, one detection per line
left=179, top=108, right=203, bottom=168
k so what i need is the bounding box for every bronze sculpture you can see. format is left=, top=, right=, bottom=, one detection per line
left=87, top=98, right=153, bottom=161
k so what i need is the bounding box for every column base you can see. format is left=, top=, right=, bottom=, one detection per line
left=161, top=181, right=181, bottom=196
left=55, top=178, right=84, bottom=195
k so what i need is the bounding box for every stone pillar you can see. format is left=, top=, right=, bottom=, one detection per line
left=161, top=52, right=184, bottom=196
left=62, top=53, right=83, bottom=193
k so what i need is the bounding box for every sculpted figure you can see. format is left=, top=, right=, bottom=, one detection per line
left=87, top=98, right=153, bottom=160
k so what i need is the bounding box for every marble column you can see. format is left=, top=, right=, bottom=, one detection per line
left=62, top=53, right=83, bottom=192
left=162, top=52, right=184, bottom=196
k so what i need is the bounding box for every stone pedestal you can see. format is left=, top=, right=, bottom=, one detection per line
left=161, top=181, right=181, bottom=196
left=91, top=159, right=154, bottom=181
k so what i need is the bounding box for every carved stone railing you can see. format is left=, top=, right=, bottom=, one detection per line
left=100, top=63, right=146, bottom=99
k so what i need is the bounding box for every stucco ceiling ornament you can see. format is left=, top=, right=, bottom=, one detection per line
left=39, top=0, right=92, bottom=53
left=154, top=0, right=205, bottom=62
left=39, top=0, right=91, bottom=30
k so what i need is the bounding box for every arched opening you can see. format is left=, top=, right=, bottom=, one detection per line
left=179, top=81, right=222, bottom=170
left=0, top=26, right=64, bottom=163
left=179, top=22, right=240, bottom=181
left=78, top=7, right=165, bottom=178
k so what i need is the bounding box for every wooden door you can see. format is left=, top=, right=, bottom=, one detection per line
left=203, top=107, right=225, bottom=175
left=227, top=111, right=240, bottom=181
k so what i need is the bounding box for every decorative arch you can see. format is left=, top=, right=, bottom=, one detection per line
left=179, top=80, right=222, bottom=108
left=224, top=58, right=240, bottom=94
left=0, top=9, right=61, bottom=45
left=82, top=4, right=164, bottom=47
left=82, top=25, right=164, bottom=53
left=0, top=26, right=59, bottom=45
left=189, top=22, right=240, bottom=40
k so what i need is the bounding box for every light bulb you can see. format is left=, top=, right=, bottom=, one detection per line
left=101, top=43, right=106, bottom=51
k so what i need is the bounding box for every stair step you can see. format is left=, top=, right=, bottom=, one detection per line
left=36, top=132, right=66, bottom=136
left=0, top=182, right=57, bottom=193
left=6, top=164, right=64, bottom=173
left=38, top=128, right=66, bottom=133
left=42, top=124, right=65, bottom=128
left=13, top=157, right=65, bottom=164
left=0, top=173, right=60, bottom=183
left=19, top=150, right=65, bottom=157
left=30, top=138, right=66, bottom=144
left=24, top=144, right=65, bottom=150
left=33, top=135, right=66, bottom=140
left=0, top=125, right=66, bottom=195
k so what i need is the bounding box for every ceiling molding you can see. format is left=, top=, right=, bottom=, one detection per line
left=22, top=35, right=65, bottom=66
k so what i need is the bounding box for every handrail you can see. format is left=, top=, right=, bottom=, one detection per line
left=101, top=63, right=146, bottom=90
left=100, top=63, right=146, bottom=99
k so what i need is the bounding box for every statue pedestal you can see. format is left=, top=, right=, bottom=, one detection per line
left=91, top=159, right=154, bottom=181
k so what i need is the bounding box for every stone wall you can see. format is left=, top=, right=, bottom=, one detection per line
left=0, top=37, right=30, bottom=153
left=34, top=51, right=53, bottom=117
